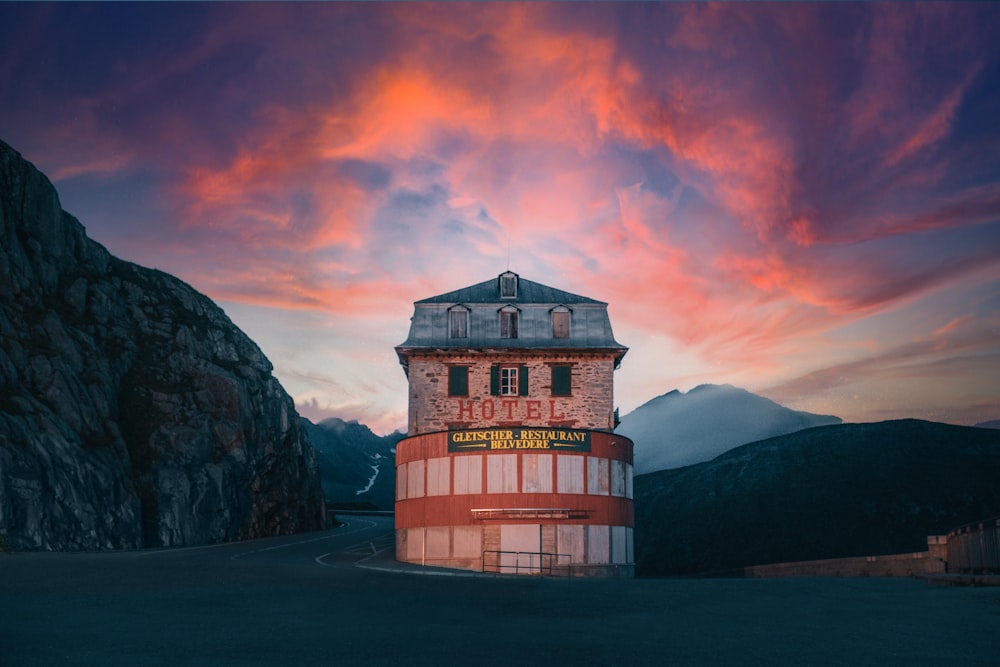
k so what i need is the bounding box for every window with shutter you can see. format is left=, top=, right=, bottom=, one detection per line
left=448, top=366, right=468, bottom=396
left=500, top=366, right=519, bottom=396
left=551, top=365, right=571, bottom=396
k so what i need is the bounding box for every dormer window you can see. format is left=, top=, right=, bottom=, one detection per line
left=551, top=306, right=570, bottom=339
left=448, top=305, right=469, bottom=339
left=499, top=305, right=519, bottom=339
left=499, top=271, right=518, bottom=299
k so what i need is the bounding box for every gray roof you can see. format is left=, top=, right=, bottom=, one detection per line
left=416, top=275, right=604, bottom=306
left=396, top=273, right=627, bottom=363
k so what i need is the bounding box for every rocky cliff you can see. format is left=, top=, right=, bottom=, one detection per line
left=0, top=139, right=325, bottom=551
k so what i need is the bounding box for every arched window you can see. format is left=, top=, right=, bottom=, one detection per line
left=499, top=271, right=518, bottom=299
left=551, top=306, right=571, bottom=339
left=449, top=305, right=469, bottom=338
left=499, top=305, right=519, bottom=339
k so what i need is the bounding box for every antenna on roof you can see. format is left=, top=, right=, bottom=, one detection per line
left=506, top=232, right=511, bottom=271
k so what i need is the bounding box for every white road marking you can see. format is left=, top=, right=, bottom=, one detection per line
left=229, top=519, right=378, bottom=560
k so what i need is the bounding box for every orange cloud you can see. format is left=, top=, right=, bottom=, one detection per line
left=36, top=2, right=987, bottom=430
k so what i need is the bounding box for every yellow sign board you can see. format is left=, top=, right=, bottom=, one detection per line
left=448, top=428, right=591, bottom=452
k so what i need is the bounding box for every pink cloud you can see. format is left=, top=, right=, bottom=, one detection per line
left=8, top=3, right=996, bottom=427
left=884, top=62, right=982, bottom=168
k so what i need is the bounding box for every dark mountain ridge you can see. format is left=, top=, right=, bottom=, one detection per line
left=634, top=419, right=1000, bottom=577
left=0, top=139, right=324, bottom=550
left=302, top=417, right=402, bottom=510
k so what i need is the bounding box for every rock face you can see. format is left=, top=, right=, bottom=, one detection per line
left=0, top=139, right=325, bottom=551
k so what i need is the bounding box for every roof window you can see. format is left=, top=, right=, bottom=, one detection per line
left=499, top=271, right=518, bottom=299
left=499, top=305, right=519, bottom=339
left=448, top=305, right=469, bottom=338
left=551, top=306, right=570, bottom=339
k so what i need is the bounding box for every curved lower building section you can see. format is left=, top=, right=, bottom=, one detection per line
left=395, top=428, right=634, bottom=577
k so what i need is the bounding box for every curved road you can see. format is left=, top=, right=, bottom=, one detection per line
left=2, top=517, right=998, bottom=666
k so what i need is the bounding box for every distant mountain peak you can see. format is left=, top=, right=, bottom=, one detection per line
left=318, top=416, right=371, bottom=435
left=616, top=384, right=842, bottom=474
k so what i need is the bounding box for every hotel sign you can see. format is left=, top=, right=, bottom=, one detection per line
left=449, top=428, right=591, bottom=452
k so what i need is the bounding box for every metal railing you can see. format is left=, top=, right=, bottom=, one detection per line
left=946, top=516, right=1000, bottom=574
left=471, top=507, right=591, bottom=520
left=481, top=549, right=573, bottom=576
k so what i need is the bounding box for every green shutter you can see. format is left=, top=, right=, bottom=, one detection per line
left=490, top=365, right=499, bottom=396
left=519, top=365, right=529, bottom=396
left=552, top=365, right=571, bottom=396
left=449, top=366, right=468, bottom=396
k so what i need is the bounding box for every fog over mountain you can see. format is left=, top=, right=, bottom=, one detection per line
left=617, top=384, right=842, bottom=474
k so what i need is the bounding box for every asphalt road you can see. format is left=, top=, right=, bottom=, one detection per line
left=2, top=516, right=998, bottom=666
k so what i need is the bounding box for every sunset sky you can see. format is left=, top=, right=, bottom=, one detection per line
left=2, top=3, right=998, bottom=434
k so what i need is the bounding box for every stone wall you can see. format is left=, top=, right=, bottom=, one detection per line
left=406, top=351, right=617, bottom=434
left=744, top=537, right=949, bottom=578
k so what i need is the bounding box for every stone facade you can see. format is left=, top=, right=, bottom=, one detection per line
left=405, top=352, right=617, bottom=435
left=394, top=272, right=633, bottom=576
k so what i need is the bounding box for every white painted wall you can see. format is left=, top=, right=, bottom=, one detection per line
left=396, top=464, right=407, bottom=500
left=587, top=456, right=609, bottom=495
left=611, top=526, right=628, bottom=564
left=611, top=459, right=626, bottom=497
left=453, top=526, right=483, bottom=559
left=407, top=460, right=425, bottom=499
left=587, top=525, right=610, bottom=564
left=557, top=455, right=584, bottom=494
left=522, top=454, right=553, bottom=493
left=427, top=457, right=450, bottom=496
left=427, top=526, right=450, bottom=560
left=487, top=454, right=519, bottom=493
left=453, top=454, right=482, bottom=494
left=557, top=525, right=586, bottom=563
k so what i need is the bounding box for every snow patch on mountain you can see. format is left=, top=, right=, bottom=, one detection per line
left=616, top=384, right=842, bottom=474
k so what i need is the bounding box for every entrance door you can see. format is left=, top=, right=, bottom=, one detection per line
left=500, top=524, right=541, bottom=574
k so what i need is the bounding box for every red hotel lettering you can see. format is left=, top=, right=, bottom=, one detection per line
left=456, top=400, right=474, bottom=421
left=454, top=399, right=569, bottom=421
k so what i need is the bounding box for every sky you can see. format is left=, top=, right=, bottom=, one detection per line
left=1, top=2, right=998, bottom=435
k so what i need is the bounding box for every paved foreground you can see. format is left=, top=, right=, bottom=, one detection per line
left=1, top=516, right=997, bottom=666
